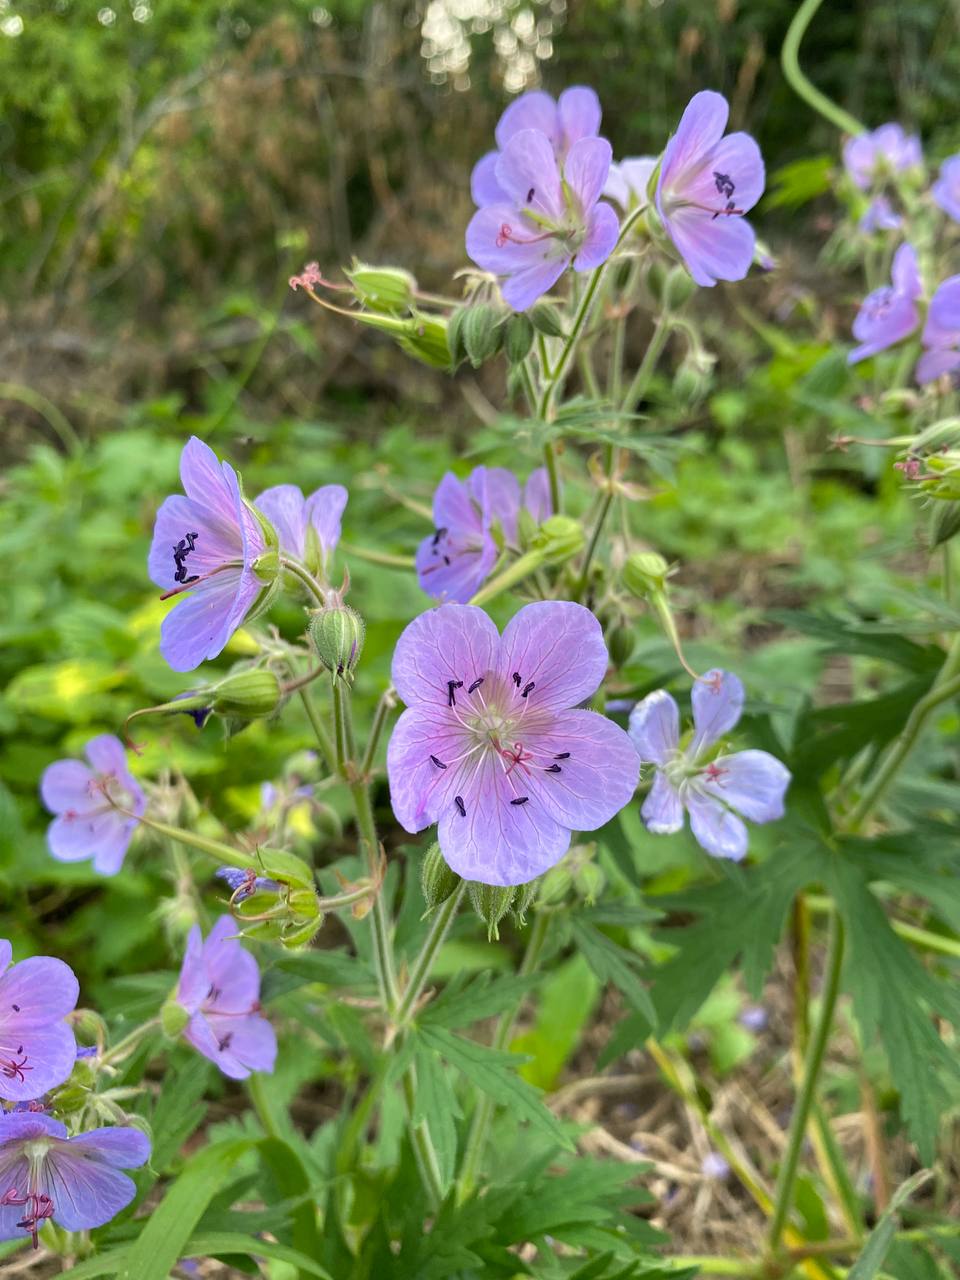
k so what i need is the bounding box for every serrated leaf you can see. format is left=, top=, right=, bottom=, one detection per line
left=570, top=918, right=657, bottom=1028
left=847, top=1170, right=933, bottom=1280
left=420, top=971, right=540, bottom=1029
left=411, top=1039, right=460, bottom=1190
left=418, top=1024, right=572, bottom=1150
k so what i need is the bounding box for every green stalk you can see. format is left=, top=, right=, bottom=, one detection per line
left=135, top=813, right=257, bottom=869
left=402, top=1065, right=445, bottom=1207
left=394, top=883, right=467, bottom=1026
left=360, top=684, right=397, bottom=778
left=339, top=541, right=416, bottom=570
left=297, top=686, right=336, bottom=776
left=621, top=312, right=671, bottom=415
left=781, top=0, right=866, bottom=136
left=468, top=546, right=548, bottom=607
left=280, top=556, right=327, bottom=605
left=574, top=487, right=615, bottom=601
left=457, top=910, right=549, bottom=1202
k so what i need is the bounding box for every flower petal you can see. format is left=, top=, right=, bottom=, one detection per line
left=557, top=86, right=602, bottom=148
left=494, top=129, right=565, bottom=221
left=43, top=1149, right=139, bottom=1231
left=158, top=566, right=257, bottom=672
left=40, top=761, right=96, bottom=816
left=641, top=771, right=684, bottom=834
left=392, top=604, right=500, bottom=709
left=574, top=201, right=620, bottom=271
left=891, top=243, right=921, bottom=299
left=0, top=957, right=79, bottom=1026
left=66, top=1126, right=150, bottom=1169
left=682, top=130, right=765, bottom=214
left=685, top=788, right=748, bottom=860
left=620, top=157, right=656, bottom=206
left=522, top=467, right=552, bottom=522
left=204, top=1011, right=277, bottom=1078
left=304, top=483, right=348, bottom=565
left=495, top=90, right=557, bottom=150
left=700, top=749, right=791, bottom=823
left=432, top=471, right=483, bottom=534
left=926, top=274, right=960, bottom=338
left=604, top=163, right=630, bottom=208
left=477, top=467, right=522, bottom=543
left=179, top=436, right=238, bottom=526
left=147, top=493, right=241, bottom=593
left=564, top=135, right=612, bottom=211
left=202, top=917, right=262, bottom=1014
left=82, top=735, right=127, bottom=778
left=255, top=484, right=307, bottom=559
left=387, top=708, right=473, bottom=832
left=471, top=150, right=508, bottom=205
left=0, top=1022, right=76, bottom=1101
left=691, top=670, right=744, bottom=755
left=663, top=205, right=756, bottom=288
left=520, top=709, right=639, bottom=831
left=501, top=255, right=568, bottom=311
left=437, top=753, right=570, bottom=886
left=416, top=530, right=496, bottom=603
left=916, top=348, right=960, bottom=384
left=849, top=291, right=918, bottom=364
left=628, top=689, right=680, bottom=764
left=661, top=90, right=729, bottom=191
left=497, top=601, right=609, bottom=713
left=176, top=926, right=208, bottom=1013
left=46, top=809, right=134, bottom=873
left=465, top=204, right=549, bottom=275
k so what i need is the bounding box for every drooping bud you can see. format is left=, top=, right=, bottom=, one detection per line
left=662, top=264, right=697, bottom=310
left=345, top=261, right=416, bottom=314
left=504, top=313, right=535, bottom=365
left=398, top=313, right=451, bottom=369
left=212, top=669, right=283, bottom=719
left=467, top=881, right=516, bottom=941
left=623, top=551, right=670, bottom=598
left=309, top=605, right=365, bottom=677
left=574, top=859, right=605, bottom=904
left=533, top=515, right=584, bottom=564
left=421, top=842, right=461, bottom=912
left=607, top=622, right=635, bottom=668
left=529, top=301, right=565, bottom=337
left=930, top=500, right=960, bottom=547
left=462, top=302, right=506, bottom=368
left=161, top=994, right=190, bottom=1039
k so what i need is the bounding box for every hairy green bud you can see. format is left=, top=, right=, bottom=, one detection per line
left=309, top=605, right=365, bottom=677
left=663, top=264, right=697, bottom=310
left=447, top=306, right=470, bottom=366
left=529, top=301, right=565, bottom=337
left=504, top=313, right=535, bottom=364
left=212, top=669, right=283, bottom=719
left=463, top=303, right=505, bottom=368
left=345, top=261, right=416, bottom=313
left=398, top=313, right=451, bottom=369
left=468, top=881, right=516, bottom=941
left=420, top=841, right=461, bottom=912
left=607, top=623, right=635, bottom=668
left=534, top=514, right=585, bottom=564
left=930, top=500, right=960, bottom=547
left=161, top=995, right=190, bottom=1039
left=623, top=550, right=670, bottom=598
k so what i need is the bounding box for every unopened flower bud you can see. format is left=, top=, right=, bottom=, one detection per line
left=504, top=313, right=535, bottom=364
left=673, top=348, right=715, bottom=404
left=534, top=515, right=585, bottom=564
left=212, top=669, right=283, bottom=719
left=529, top=301, right=565, bottom=337
left=663, top=264, right=697, bottom=310
left=447, top=305, right=470, bottom=365
left=623, top=551, right=670, bottom=598
left=161, top=995, right=190, bottom=1039
left=310, top=605, right=365, bottom=676
left=468, top=881, right=516, bottom=941
left=512, top=877, right=540, bottom=925
left=398, top=313, right=451, bottom=369
left=421, top=841, right=461, bottom=912
left=345, top=261, right=416, bottom=313
left=929, top=499, right=960, bottom=547
left=463, top=303, right=505, bottom=368
left=607, top=623, right=635, bottom=668
left=537, top=863, right=573, bottom=906
left=574, top=860, right=605, bottom=904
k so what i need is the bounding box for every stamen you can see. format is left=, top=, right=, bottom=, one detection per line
left=468, top=677, right=484, bottom=693
left=510, top=796, right=529, bottom=806
left=521, top=681, right=535, bottom=698
left=0, top=1050, right=31, bottom=1083
left=431, top=527, right=447, bottom=547
left=430, top=754, right=447, bottom=770
left=554, top=752, right=570, bottom=759
left=454, top=795, right=466, bottom=816
left=218, top=1033, right=234, bottom=1052
left=11, top=1004, right=19, bottom=1012
left=545, top=763, right=562, bottom=773
left=447, top=679, right=464, bottom=707
left=526, top=186, right=535, bottom=202
left=512, top=672, right=522, bottom=687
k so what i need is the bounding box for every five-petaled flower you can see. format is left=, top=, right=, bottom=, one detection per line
left=843, top=123, right=922, bottom=190
left=387, top=601, right=639, bottom=886
left=655, top=90, right=765, bottom=288
left=628, top=669, right=790, bottom=862
left=916, top=274, right=960, bottom=384
left=41, top=734, right=146, bottom=875
left=0, top=1112, right=149, bottom=1248
left=148, top=436, right=276, bottom=673
left=417, top=465, right=551, bottom=603
left=604, top=157, right=656, bottom=212
left=932, top=155, right=960, bottom=223
left=255, top=482, right=348, bottom=580
left=471, top=85, right=602, bottom=206
left=0, top=940, right=78, bottom=1104
left=847, top=242, right=922, bottom=365
left=175, top=916, right=276, bottom=1080
left=466, top=128, right=620, bottom=311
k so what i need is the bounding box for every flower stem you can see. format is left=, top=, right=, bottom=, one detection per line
left=297, top=686, right=337, bottom=776
left=621, top=311, right=671, bottom=415
left=339, top=541, right=416, bottom=570
left=781, top=0, right=866, bottom=137
left=360, top=684, right=397, bottom=778
left=100, top=1017, right=161, bottom=1066
left=135, top=813, right=257, bottom=869
left=394, top=883, right=466, bottom=1027
left=457, top=909, right=549, bottom=1202
left=280, top=556, right=327, bottom=606
left=766, top=912, right=846, bottom=1251
left=574, top=487, right=615, bottom=601
left=468, top=546, right=548, bottom=607
left=402, top=1064, right=445, bottom=1207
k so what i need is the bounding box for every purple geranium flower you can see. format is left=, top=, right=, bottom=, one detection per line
left=40, top=734, right=146, bottom=875
left=933, top=155, right=960, bottom=223
left=0, top=941, right=78, bottom=1103
left=917, top=274, right=960, bottom=384
left=655, top=90, right=764, bottom=288
left=466, top=129, right=620, bottom=311
left=148, top=437, right=274, bottom=673
left=628, top=670, right=790, bottom=862
left=176, top=916, right=276, bottom=1080
left=604, top=157, right=656, bottom=211
left=387, top=601, right=639, bottom=886
left=0, top=1112, right=149, bottom=1248
left=843, top=124, right=922, bottom=190
left=471, top=86, right=602, bottom=206
left=417, top=465, right=551, bottom=603
left=254, top=482, right=347, bottom=579
left=859, top=195, right=902, bottom=233
left=847, top=242, right=922, bottom=365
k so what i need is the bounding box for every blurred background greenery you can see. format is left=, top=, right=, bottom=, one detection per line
left=1, top=0, right=956, bottom=1002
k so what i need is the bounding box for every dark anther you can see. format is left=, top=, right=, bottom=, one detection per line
left=11, top=1004, right=19, bottom=1012
left=430, top=754, right=447, bottom=770
left=554, top=752, right=570, bottom=759
left=521, top=681, right=535, bottom=698
left=526, top=186, right=535, bottom=202
left=432, top=527, right=447, bottom=547
left=713, top=170, right=735, bottom=199
left=218, top=1033, right=234, bottom=1052
left=468, top=677, right=484, bottom=693
left=545, top=763, right=562, bottom=773
left=512, top=672, right=522, bottom=687
left=336, top=661, right=345, bottom=676
left=184, top=574, right=199, bottom=584
left=455, top=795, right=466, bottom=816
left=447, top=679, right=464, bottom=707
left=172, top=530, right=200, bottom=580
left=510, top=796, right=530, bottom=806
left=443, top=555, right=451, bottom=566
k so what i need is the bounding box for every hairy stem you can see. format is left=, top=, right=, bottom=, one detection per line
left=394, top=883, right=467, bottom=1027
left=781, top=0, right=865, bottom=136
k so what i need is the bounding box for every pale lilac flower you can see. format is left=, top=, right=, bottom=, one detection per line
left=176, top=916, right=276, bottom=1080
left=471, top=86, right=602, bottom=206
left=739, top=1005, right=768, bottom=1032
left=604, top=157, right=656, bottom=211
left=466, top=129, right=620, bottom=311
left=848, top=242, right=922, bottom=365
left=148, top=437, right=274, bottom=673
left=932, top=155, right=960, bottom=222
left=701, top=1151, right=731, bottom=1180
left=628, top=670, right=790, bottom=862
left=859, top=195, right=902, bottom=233
left=843, top=124, right=922, bottom=190
left=215, top=867, right=280, bottom=903
left=387, top=601, right=639, bottom=886
left=254, top=482, right=347, bottom=579
left=916, top=274, right=960, bottom=384
left=0, top=1112, right=149, bottom=1248
left=0, top=941, right=78, bottom=1103
left=40, top=735, right=146, bottom=875
left=655, top=90, right=764, bottom=288
left=417, top=465, right=552, bottom=603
